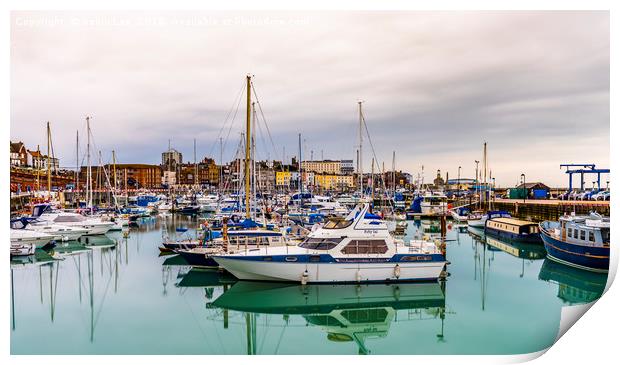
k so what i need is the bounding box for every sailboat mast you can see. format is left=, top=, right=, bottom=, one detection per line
left=76, top=131, right=79, bottom=204
left=371, top=157, right=375, bottom=206
left=299, top=133, right=303, bottom=205
left=86, top=116, right=92, bottom=212
left=112, top=150, right=117, bottom=193
left=483, top=142, right=487, bottom=205
left=46, top=121, right=51, bottom=197
left=392, top=150, right=396, bottom=196
left=252, top=102, right=257, bottom=219
left=244, top=75, right=251, bottom=219
left=219, top=137, right=223, bottom=193
left=358, top=101, right=363, bottom=197
left=193, top=138, right=197, bottom=188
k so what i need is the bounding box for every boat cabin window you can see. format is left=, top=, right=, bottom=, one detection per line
left=299, top=237, right=342, bottom=250
left=580, top=230, right=586, bottom=241
left=341, top=240, right=388, bottom=255
left=602, top=229, right=610, bottom=242
left=567, top=228, right=572, bottom=237
left=573, top=229, right=578, bottom=239
left=323, top=218, right=353, bottom=229
left=588, top=231, right=595, bottom=242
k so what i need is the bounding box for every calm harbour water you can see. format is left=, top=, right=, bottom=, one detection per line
left=10, top=214, right=608, bottom=355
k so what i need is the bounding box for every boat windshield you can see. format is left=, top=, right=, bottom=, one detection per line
left=54, top=214, right=85, bottom=223
left=299, top=237, right=343, bottom=250
left=322, top=218, right=353, bottom=229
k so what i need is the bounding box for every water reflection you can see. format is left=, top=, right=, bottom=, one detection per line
left=10, top=237, right=126, bottom=344
left=9, top=215, right=609, bottom=355
left=538, top=259, right=607, bottom=305
left=212, top=282, right=448, bottom=354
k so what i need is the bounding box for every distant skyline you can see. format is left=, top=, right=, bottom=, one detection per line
left=11, top=11, right=609, bottom=187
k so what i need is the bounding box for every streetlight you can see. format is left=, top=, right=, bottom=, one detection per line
left=520, top=173, right=526, bottom=203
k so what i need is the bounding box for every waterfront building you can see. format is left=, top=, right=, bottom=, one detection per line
left=114, top=164, right=162, bottom=189
left=27, top=146, right=59, bottom=172
left=161, top=147, right=182, bottom=172
left=178, top=158, right=220, bottom=187
left=511, top=182, right=551, bottom=199
left=257, top=161, right=275, bottom=193
left=10, top=141, right=28, bottom=167
left=314, top=174, right=354, bottom=190
left=81, top=163, right=162, bottom=190
left=301, top=160, right=341, bottom=174
left=340, top=159, right=354, bottom=174
left=162, top=171, right=176, bottom=187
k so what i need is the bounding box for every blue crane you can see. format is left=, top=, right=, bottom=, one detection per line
left=560, top=164, right=610, bottom=191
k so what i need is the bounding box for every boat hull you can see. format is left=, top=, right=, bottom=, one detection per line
left=467, top=219, right=485, bottom=228
left=214, top=256, right=445, bottom=283
left=11, top=236, right=54, bottom=248
left=540, top=229, right=609, bottom=273
left=177, top=249, right=219, bottom=268
left=484, top=226, right=542, bottom=244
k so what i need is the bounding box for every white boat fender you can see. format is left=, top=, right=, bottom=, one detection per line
left=394, top=264, right=401, bottom=279
left=301, top=270, right=309, bottom=285
left=356, top=269, right=362, bottom=283
left=62, top=236, right=69, bottom=242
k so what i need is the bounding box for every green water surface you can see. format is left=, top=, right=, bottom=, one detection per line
left=9, top=215, right=608, bottom=355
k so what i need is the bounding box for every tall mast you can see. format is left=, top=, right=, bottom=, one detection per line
left=86, top=116, right=92, bottom=213
left=219, top=137, right=223, bottom=193
left=98, top=151, right=103, bottom=206
left=46, top=121, right=51, bottom=198
left=483, top=142, right=487, bottom=204
left=112, top=150, right=117, bottom=193
left=358, top=101, right=363, bottom=197
left=244, top=75, right=251, bottom=219
left=124, top=168, right=128, bottom=202
left=76, top=131, right=79, bottom=203
left=392, top=150, right=396, bottom=197
left=371, top=157, right=375, bottom=206
left=298, top=133, right=303, bottom=202
left=252, top=102, right=257, bottom=219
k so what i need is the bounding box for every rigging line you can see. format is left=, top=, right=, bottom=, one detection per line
left=360, top=111, right=388, bottom=191
left=251, top=83, right=280, bottom=163
left=221, top=84, right=246, bottom=162
left=254, top=108, right=270, bottom=162
left=207, top=81, right=246, bottom=158
left=93, top=254, right=118, bottom=329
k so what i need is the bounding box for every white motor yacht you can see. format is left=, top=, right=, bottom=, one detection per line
left=214, top=204, right=447, bottom=283
left=32, top=204, right=114, bottom=235
left=10, top=229, right=55, bottom=248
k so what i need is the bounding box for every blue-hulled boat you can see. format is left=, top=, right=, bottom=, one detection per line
left=539, top=213, right=610, bottom=273
left=485, top=217, right=542, bottom=244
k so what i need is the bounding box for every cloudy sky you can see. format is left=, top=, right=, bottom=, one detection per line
left=11, top=11, right=609, bottom=187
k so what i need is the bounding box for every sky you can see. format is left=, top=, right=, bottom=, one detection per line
left=10, top=11, right=610, bottom=188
